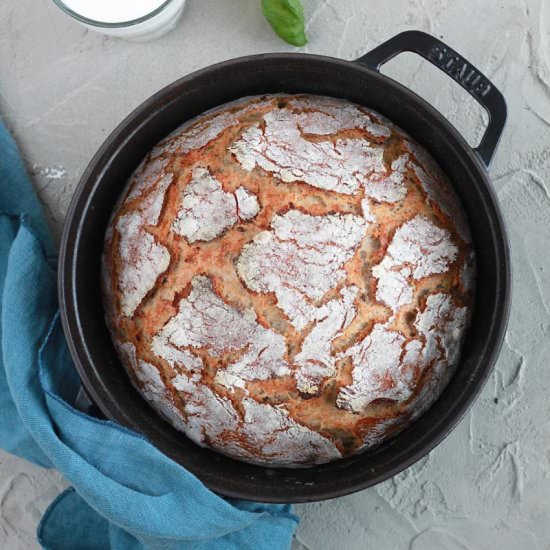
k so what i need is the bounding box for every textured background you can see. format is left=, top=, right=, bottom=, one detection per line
left=1, top=0, right=549, bottom=548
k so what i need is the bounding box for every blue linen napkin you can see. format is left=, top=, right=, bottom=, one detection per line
left=0, top=119, right=298, bottom=550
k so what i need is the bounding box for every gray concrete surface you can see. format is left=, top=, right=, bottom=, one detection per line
left=1, top=0, right=550, bottom=548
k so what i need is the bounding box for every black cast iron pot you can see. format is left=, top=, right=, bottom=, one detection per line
left=59, top=31, right=511, bottom=502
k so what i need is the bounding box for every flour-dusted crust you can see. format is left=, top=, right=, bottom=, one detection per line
left=102, top=94, right=475, bottom=467
left=371, top=215, right=459, bottom=313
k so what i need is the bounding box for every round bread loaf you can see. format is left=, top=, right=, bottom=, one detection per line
left=102, top=94, right=475, bottom=467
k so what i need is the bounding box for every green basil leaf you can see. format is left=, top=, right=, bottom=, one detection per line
left=261, top=0, right=307, bottom=47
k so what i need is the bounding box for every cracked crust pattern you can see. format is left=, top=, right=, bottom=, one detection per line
left=102, top=94, right=475, bottom=467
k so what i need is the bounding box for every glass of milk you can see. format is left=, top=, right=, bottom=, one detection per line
left=52, top=0, right=186, bottom=41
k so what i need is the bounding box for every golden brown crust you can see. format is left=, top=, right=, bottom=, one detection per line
left=101, top=94, right=475, bottom=467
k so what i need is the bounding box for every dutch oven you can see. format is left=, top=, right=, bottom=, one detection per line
left=59, top=30, right=511, bottom=502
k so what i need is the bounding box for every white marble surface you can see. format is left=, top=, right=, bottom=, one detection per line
left=1, top=0, right=550, bottom=548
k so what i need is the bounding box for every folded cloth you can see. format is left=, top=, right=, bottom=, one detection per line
left=0, top=120, right=298, bottom=550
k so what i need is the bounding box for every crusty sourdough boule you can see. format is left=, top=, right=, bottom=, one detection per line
left=101, top=94, right=475, bottom=467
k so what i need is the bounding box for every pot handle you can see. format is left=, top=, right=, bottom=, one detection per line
left=355, top=30, right=506, bottom=166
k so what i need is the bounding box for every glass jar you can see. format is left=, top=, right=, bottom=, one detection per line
left=52, top=0, right=186, bottom=41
